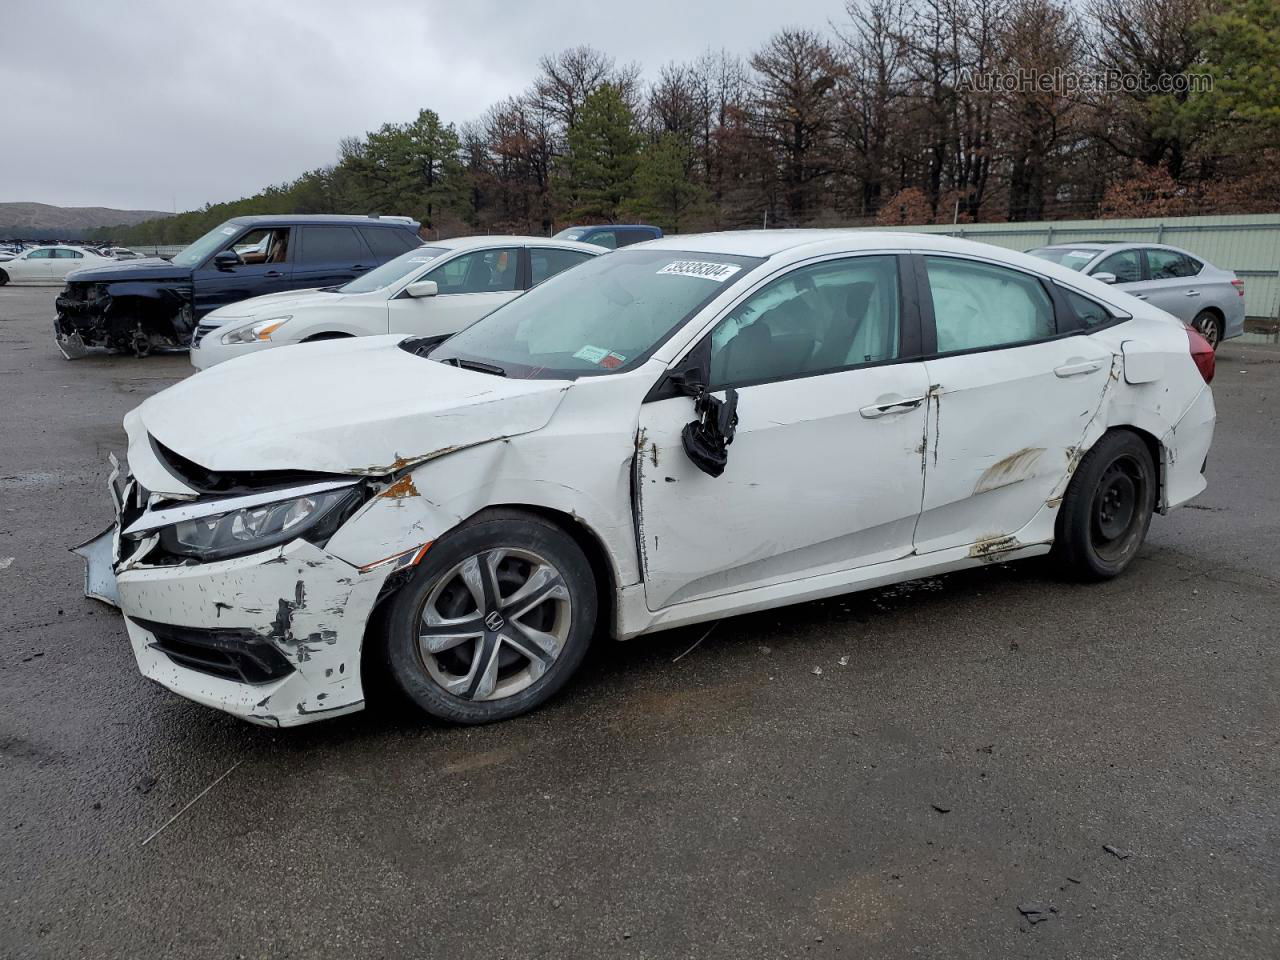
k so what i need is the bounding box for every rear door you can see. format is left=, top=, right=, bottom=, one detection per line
left=294, top=225, right=375, bottom=289
left=1138, top=249, right=1202, bottom=323
left=52, top=248, right=87, bottom=280
left=527, top=247, right=596, bottom=288
left=912, top=254, right=1116, bottom=555
left=387, top=246, right=522, bottom=336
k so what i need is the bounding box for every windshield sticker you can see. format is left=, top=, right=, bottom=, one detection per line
left=599, top=351, right=626, bottom=369
left=572, top=345, right=610, bottom=364
left=657, top=260, right=742, bottom=282
left=408, top=256, right=436, bottom=263
left=1065, top=250, right=1092, bottom=260
left=220, top=227, right=237, bottom=236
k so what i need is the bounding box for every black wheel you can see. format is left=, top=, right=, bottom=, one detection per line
left=1191, top=310, right=1222, bottom=350
left=0, top=269, right=9, bottom=286
left=1054, top=430, right=1156, bottom=580
left=382, top=510, right=597, bottom=724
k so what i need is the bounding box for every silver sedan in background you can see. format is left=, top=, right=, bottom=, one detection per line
left=1028, top=242, right=1245, bottom=349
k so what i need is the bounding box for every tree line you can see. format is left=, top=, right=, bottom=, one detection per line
left=101, top=0, right=1280, bottom=246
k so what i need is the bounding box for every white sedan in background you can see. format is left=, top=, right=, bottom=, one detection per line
left=0, top=245, right=116, bottom=285
left=189, top=235, right=602, bottom=369
left=80, top=230, right=1216, bottom=728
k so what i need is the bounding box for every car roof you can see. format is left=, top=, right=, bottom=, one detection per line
left=638, top=229, right=1044, bottom=259
left=568, top=224, right=659, bottom=232
left=227, top=214, right=420, bottom=229
left=430, top=235, right=604, bottom=254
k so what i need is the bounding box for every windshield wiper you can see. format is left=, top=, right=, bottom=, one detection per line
left=448, top=358, right=507, bottom=377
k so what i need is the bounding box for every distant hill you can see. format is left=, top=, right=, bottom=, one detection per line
left=0, top=202, right=172, bottom=238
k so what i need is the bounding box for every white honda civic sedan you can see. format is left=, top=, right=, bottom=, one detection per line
left=189, top=235, right=602, bottom=369
left=77, top=230, right=1216, bottom=727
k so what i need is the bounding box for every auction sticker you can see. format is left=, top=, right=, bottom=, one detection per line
left=657, top=260, right=742, bottom=282
left=572, top=345, right=610, bottom=363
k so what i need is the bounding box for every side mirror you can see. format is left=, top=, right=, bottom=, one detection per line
left=213, top=249, right=242, bottom=271
left=1092, top=271, right=1118, bottom=284
left=405, top=280, right=438, bottom=298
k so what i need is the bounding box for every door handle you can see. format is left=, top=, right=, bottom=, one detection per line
left=1054, top=358, right=1103, bottom=378
left=264, top=270, right=284, bottom=278
left=1184, top=289, right=1200, bottom=297
left=859, top=396, right=925, bottom=419
left=351, top=264, right=370, bottom=270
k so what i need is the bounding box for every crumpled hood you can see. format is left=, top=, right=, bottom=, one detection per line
left=136, top=336, right=571, bottom=477
left=67, top=258, right=190, bottom=283
left=205, top=287, right=341, bottom=320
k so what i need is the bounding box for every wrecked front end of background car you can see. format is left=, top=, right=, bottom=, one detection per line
left=55, top=275, right=195, bottom=358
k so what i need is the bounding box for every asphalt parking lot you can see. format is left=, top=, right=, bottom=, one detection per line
left=2, top=283, right=1278, bottom=959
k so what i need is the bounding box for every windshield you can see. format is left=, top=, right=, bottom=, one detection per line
left=429, top=248, right=764, bottom=379
left=170, top=221, right=248, bottom=268
left=1027, top=247, right=1098, bottom=271
left=338, top=245, right=448, bottom=294
left=553, top=228, right=586, bottom=241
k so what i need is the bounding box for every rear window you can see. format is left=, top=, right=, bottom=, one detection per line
left=362, top=227, right=420, bottom=258
left=1027, top=247, right=1097, bottom=271
left=298, top=226, right=367, bottom=264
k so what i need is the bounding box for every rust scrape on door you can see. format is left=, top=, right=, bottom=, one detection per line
left=974, top=447, right=1045, bottom=495
left=380, top=475, right=419, bottom=499
left=969, top=533, right=1020, bottom=561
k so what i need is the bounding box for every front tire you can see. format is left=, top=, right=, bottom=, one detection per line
left=1054, top=430, right=1156, bottom=580
left=0, top=269, right=9, bottom=286
left=1191, top=310, right=1222, bottom=350
left=383, top=511, right=597, bottom=724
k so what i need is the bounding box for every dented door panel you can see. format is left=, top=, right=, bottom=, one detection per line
left=913, top=337, right=1115, bottom=556
left=636, top=364, right=931, bottom=610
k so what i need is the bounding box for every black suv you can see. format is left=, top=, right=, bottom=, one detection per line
left=55, top=214, right=422, bottom=357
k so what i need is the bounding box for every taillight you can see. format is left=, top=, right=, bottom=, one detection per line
left=1231, top=278, right=1244, bottom=297
left=1186, top=326, right=1215, bottom=383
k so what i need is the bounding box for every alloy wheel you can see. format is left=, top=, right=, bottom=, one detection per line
left=416, top=548, right=572, bottom=702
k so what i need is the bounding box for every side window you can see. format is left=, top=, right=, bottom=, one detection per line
left=55, top=249, right=83, bottom=259
left=709, top=255, right=900, bottom=389
left=1092, top=250, right=1142, bottom=283
left=298, top=226, right=366, bottom=264
left=1147, top=249, right=1197, bottom=280
left=530, top=248, right=594, bottom=286
left=425, top=247, right=520, bottom=294
left=615, top=229, right=653, bottom=247
left=1063, top=290, right=1116, bottom=329
left=925, top=256, right=1055, bottom=353
left=362, top=227, right=419, bottom=258
left=586, top=230, right=618, bottom=250
left=28, top=249, right=53, bottom=259
left=230, top=227, right=291, bottom=265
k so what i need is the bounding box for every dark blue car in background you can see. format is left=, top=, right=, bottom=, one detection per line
left=551, top=224, right=662, bottom=249
left=54, top=214, right=421, bottom=357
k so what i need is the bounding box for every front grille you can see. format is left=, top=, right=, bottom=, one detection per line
left=191, top=322, right=219, bottom=347
left=132, top=618, right=295, bottom=684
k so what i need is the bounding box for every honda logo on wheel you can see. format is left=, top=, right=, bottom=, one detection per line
left=484, top=611, right=506, bottom=632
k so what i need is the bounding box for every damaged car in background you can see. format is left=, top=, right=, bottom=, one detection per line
left=54, top=214, right=421, bottom=358
left=75, top=231, right=1216, bottom=728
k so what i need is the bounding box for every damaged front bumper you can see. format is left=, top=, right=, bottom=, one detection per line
left=75, top=461, right=400, bottom=727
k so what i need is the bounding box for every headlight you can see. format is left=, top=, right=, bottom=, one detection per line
left=157, top=487, right=362, bottom=561
left=221, top=316, right=291, bottom=344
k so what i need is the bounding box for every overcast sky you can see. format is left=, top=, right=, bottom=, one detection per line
left=1, top=0, right=844, bottom=212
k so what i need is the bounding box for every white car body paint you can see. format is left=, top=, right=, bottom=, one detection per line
left=188, top=236, right=601, bottom=369
left=0, top=245, right=116, bottom=284
left=88, top=230, right=1215, bottom=726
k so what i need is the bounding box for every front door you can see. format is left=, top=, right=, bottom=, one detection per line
left=636, top=254, right=930, bottom=611
left=388, top=245, right=523, bottom=336
left=192, top=226, right=295, bottom=317
left=911, top=254, right=1116, bottom=554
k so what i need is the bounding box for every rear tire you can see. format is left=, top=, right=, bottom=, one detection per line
left=382, top=511, right=597, bottom=724
left=1191, top=310, right=1222, bottom=350
left=1053, top=430, right=1156, bottom=581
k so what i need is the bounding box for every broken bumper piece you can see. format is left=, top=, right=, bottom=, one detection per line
left=55, top=331, right=90, bottom=360
left=72, top=525, right=121, bottom=606
left=117, top=538, right=394, bottom=727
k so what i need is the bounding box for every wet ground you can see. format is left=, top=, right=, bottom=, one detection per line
left=2, top=285, right=1278, bottom=959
